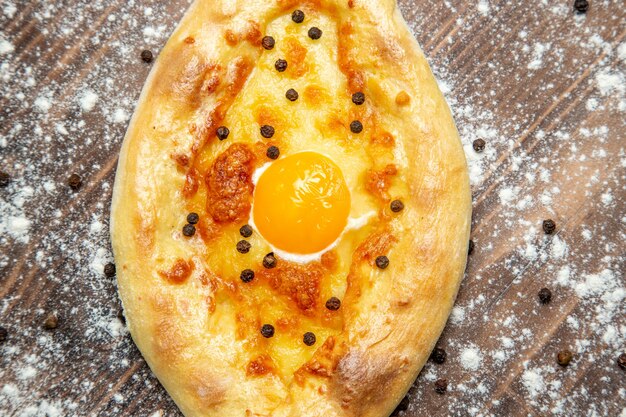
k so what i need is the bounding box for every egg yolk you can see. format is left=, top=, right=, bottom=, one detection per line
left=253, top=152, right=351, bottom=254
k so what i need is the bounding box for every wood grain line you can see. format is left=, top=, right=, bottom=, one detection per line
left=429, top=0, right=509, bottom=59
left=1, top=2, right=624, bottom=416
left=1, top=3, right=38, bottom=35
left=1, top=154, right=118, bottom=307
left=0, top=2, right=122, bottom=118
left=476, top=297, right=600, bottom=416
left=86, top=362, right=142, bottom=416
left=0, top=3, right=78, bottom=69
left=472, top=32, right=624, bottom=208
left=422, top=12, right=459, bottom=52
left=450, top=189, right=600, bottom=359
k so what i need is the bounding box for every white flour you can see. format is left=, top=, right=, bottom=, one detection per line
left=0, top=0, right=624, bottom=416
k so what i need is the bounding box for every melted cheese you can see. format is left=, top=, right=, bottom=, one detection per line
left=111, top=1, right=471, bottom=416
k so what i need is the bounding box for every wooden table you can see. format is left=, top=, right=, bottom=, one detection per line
left=1, top=1, right=624, bottom=416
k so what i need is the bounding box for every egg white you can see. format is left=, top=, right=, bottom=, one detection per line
left=249, top=158, right=375, bottom=264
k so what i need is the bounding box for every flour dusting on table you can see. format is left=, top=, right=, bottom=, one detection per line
left=1, top=0, right=624, bottom=416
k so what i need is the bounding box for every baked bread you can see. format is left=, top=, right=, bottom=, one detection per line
left=110, top=0, right=471, bottom=416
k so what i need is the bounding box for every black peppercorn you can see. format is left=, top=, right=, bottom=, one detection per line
left=434, top=378, right=448, bottom=394
left=473, top=139, right=486, bottom=153
left=275, top=59, right=288, bottom=72
left=240, top=224, right=253, bottom=238
left=390, top=395, right=410, bottom=416
left=574, top=0, right=589, bottom=13
left=266, top=146, right=280, bottom=160
left=104, top=262, right=116, bottom=278
left=43, top=313, right=59, bottom=330
left=240, top=269, right=255, bottom=283
left=543, top=219, right=556, bottom=235
left=617, top=353, right=626, bottom=370
left=216, top=126, right=230, bottom=140
left=0, top=326, right=7, bottom=343
left=557, top=349, right=573, bottom=367
left=538, top=288, right=552, bottom=304
left=326, top=297, right=341, bottom=311
left=236, top=240, right=251, bottom=254
left=260, top=125, right=275, bottom=138
left=352, top=92, right=365, bottom=105
left=286, top=88, right=299, bottom=101
left=182, top=224, right=196, bottom=237
left=117, top=309, right=126, bottom=325
left=303, top=332, right=316, bottom=346
left=308, top=27, right=322, bottom=40
left=468, top=239, right=475, bottom=255
left=262, top=36, right=275, bottom=50
left=430, top=347, right=447, bottom=364
left=350, top=120, right=363, bottom=133
left=0, top=171, right=9, bottom=187
left=141, top=49, right=153, bottom=63
left=292, top=10, right=305, bottom=23
left=263, top=252, right=277, bottom=269
left=187, top=212, right=199, bottom=224
left=390, top=200, right=404, bottom=212
left=375, top=255, right=389, bottom=269
left=68, top=173, right=82, bottom=190
left=261, top=324, right=275, bottom=338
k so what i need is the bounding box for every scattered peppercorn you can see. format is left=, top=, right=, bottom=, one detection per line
left=434, top=378, right=448, bottom=394
left=240, top=269, right=255, bottom=283
left=557, top=349, right=573, bottom=367
left=473, top=138, right=486, bottom=153
left=390, top=395, right=410, bottom=416
left=350, top=120, right=363, bottom=133
left=286, top=88, right=299, bottom=101
left=468, top=239, right=475, bottom=255
left=187, top=212, right=199, bottom=224
left=390, top=200, right=404, bottom=212
left=43, top=313, right=59, bottom=330
left=326, top=297, right=341, bottom=311
left=262, top=35, right=275, bottom=50
left=303, top=332, right=316, bottom=346
left=140, top=49, right=153, bottom=63
left=261, top=324, right=275, bottom=338
left=182, top=223, right=196, bottom=237
left=308, top=27, right=322, bottom=40
left=538, top=288, right=552, bottom=304
left=266, top=146, right=280, bottom=160
left=430, top=347, right=447, bottom=364
left=275, top=59, right=288, bottom=72
left=68, top=173, right=82, bottom=190
left=216, top=126, right=230, bottom=140
left=240, top=224, right=253, bottom=238
left=574, top=0, right=589, bottom=13
left=375, top=255, right=389, bottom=269
left=292, top=10, right=305, bottom=23
left=543, top=219, right=556, bottom=235
left=237, top=240, right=251, bottom=254
left=103, top=262, right=116, bottom=278
left=0, top=171, right=9, bottom=187
left=352, top=92, right=365, bottom=105
left=617, top=353, right=626, bottom=370
left=117, top=309, right=126, bottom=325
left=263, top=252, right=277, bottom=269
left=0, top=326, right=8, bottom=343
left=260, top=125, right=275, bottom=138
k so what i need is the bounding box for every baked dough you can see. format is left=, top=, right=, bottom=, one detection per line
left=110, top=0, right=471, bottom=416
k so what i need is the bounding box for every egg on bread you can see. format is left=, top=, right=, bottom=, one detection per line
left=110, top=0, right=471, bottom=416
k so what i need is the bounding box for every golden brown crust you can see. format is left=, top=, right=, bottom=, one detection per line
left=111, top=0, right=471, bottom=416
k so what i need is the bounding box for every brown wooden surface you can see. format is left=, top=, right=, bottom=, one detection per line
left=0, top=1, right=624, bottom=416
